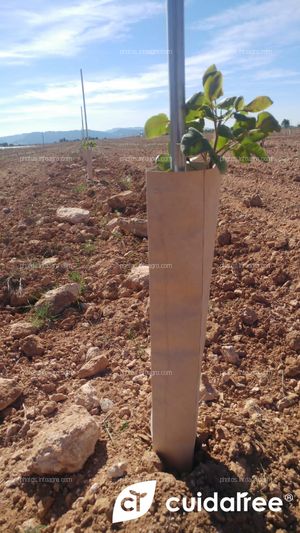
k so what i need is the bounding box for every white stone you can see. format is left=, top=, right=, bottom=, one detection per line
left=56, top=207, right=90, bottom=224
left=26, top=405, right=99, bottom=474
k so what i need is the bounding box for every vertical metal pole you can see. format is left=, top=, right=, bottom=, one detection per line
left=167, top=0, right=186, bottom=172
left=80, top=68, right=89, bottom=139
left=80, top=106, right=85, bottom=140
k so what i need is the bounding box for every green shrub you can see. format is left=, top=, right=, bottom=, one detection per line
left=145, top=64, right=280, bottom=173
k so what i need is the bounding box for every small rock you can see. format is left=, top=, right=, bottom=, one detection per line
left=241, top=307, right=258, bottom=326
left=246, top=193, right=263, bottom=207
left=124, top=265, right=149, bottom=291
left=218, top=229, right=232, bottom=246
left=286, top=331, right=300, bottom=352
left=50, top=393, right=67, bottom=402
left=107, top=191, right=136, bottom=211
left=100, top=398, right=114, bottom=413
left=56, top=207, right=90, bottom=224
left=90, top=482, right=100, bottom=493
left=9, top=321, right=37, bottom=339
left=86, top=346, right=101, bottom=361
left=221, top=345, right=240, bottom=364
left=199, top=373, right=219, bottom=402
left=274, top=238, right=289, bottom=251
left=93, top=497, right=109, bottom=514
left=119, top=217, right=148, bottom=238
left=26, top=405, right=99, bottom=474
left=106, top=217, right=120, bottom=230
left=84, top=304, right=102, bottom=322
left=142, top=451, right=163, bottom=473
left=205, top=321, right=222, bottom=345
left=107, top=461, right=127, bottom=479
left=273, top=270, right=290, bottom=287
left=132, top=374, right=145, bottom=385
left=119, top=407, right=131, bottom=418
left=277, top=394, right=298, bottom=411
left=0, top=378, right=23, bottom=410
left=17, top=518, right=41, bottom=533
left=20, top=335, right=44, bottom=357
left=221, top=373, right=234, bottom=386
left=41, top=257, right=58, bottom=266
left=75, top=382, right=99, bottom=411
left=34, top=283, right=80, bottom=315
left=285, top=359, right=300, bottom=379
left=78, top=353, right=109, bottom=378
left=243, top=398, right=261, bottom=416
left=6, top=423, right=20, bottom=438
left=41, top=401, right=57, bottom=416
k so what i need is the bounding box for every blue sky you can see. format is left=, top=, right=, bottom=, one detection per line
left=0, top=0, right=299, bottom=136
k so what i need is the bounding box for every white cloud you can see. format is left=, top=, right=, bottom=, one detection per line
left=254, top=68, right=300, bottom=80
left=0, top=0, right=163, bottom=61
left=1, top=0, right=300, bottom=134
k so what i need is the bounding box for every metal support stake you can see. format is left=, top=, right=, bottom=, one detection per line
left=80, top=106, right=85, bottom=140
left=167, top=0, right=186, bottom=172
left=80, top=68, right=89, bottom=139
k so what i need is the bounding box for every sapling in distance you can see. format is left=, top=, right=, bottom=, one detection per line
left=145, top=64, right=281, bottom=173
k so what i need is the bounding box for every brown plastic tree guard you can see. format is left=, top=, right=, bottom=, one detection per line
left=147, top=168, right=221, bottom=472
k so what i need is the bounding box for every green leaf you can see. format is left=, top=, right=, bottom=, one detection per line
left=202, top=64, right=217, bottom=86
left=155, top=154, right=171, bottom=171
left=240, top=139, right=268, bottom=161
left=234, top=112, right=248, bottom=121
left=244, top=129, right=267, bottom=142
left=256, top=112, right=281, bottom=133
left=233, top=145, right=251, bottom=163
left=198, top=104, right=215, bottom=121
left=233, top=113, right=256, bottom=130
left=204, top=71, right=223, bottom=101
left=217, top=124, right=233, bottom=139
left=185, top=92, right=205, bottom=111
left=185, top=92, right=207, bottom=121
left=215, top=135, right=229, bottom=152
left=235, top=96, right=245, bottom=111
left=180, top=127, right=211, bottom=156
left=185, top=119, right=205, bottom=132
left=218, top=97, right=237, bottom=110
left=210, top=151, right=228, bottom=173
left=144, top=113, right=169, bottom=139
left=245, top=142, right=269, bottom=162
left=244, top=96, right=273, bottom=112
left=185, top=109, right=203, bottom=121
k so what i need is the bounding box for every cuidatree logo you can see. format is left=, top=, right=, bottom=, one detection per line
left=112, top=480, right=157, bottom=523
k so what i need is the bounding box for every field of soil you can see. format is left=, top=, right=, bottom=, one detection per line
left=0, top=131, right=299, bottom=533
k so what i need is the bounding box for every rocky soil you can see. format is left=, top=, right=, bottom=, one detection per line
left=0, top=132, right=299, bottom=532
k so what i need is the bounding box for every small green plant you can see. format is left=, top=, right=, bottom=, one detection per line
left=81, top=139, right=96, bottom=149
left=30, top=303, right=52, bottom=328
left=68, top=271, right=85, bottom=293
left=119, top=175, right=132, bottom=190
left=82, top=240, right=95, bottom=255
left=120, top=421, right=129, bottom=432
left=81, top=139, right=96, bottom=181
left=127, top=328, right=137, bottom=340
left=144, top=64, right=280, bottom=173
left=73, top=183, right=87, bottom=194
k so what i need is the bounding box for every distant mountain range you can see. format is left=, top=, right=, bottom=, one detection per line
left=0, top=127, right=144, bottom=146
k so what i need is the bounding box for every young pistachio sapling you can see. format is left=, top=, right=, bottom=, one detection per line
left=144, top=64, right=281, bottom=173
left=81, top=138, right=96, bottom=181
